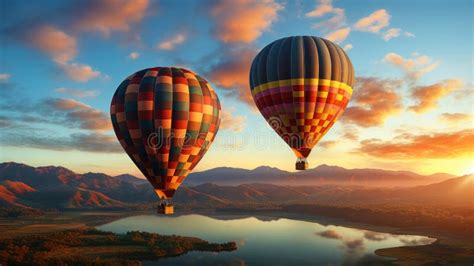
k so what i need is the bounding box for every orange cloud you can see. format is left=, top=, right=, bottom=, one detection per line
left=364, top=231, right=389, bottom=241
left=358, top=129, right=474, bottom=159
left=344, top=238, right=364, bottom=250
left=382, top=28, right=400, bottom=41
left=316, top=229, right=343, bottom=239
left=46, top=98, right=111, bottom=130
left=48, top=98, right=89, bottom=110
left=319, top=140, right=337, bottom=149
left=382, top=28, right=413, bottom=41
left=207, top=46, right=256, bottom=106
left=341, top=126, right=359, bottom=141
left=409, top=79, right=463, bottom=113
left=28, top=25, right=77, bottom=64
left=157, top=34, right=186, bottom=50
left=21, top=24, right=103, bottom=82
left=354, top=9, right=390, bottom=33
left=210, top=0, right=283, bottom=43
left=324, top=27, right=350, bottom=43
left=57, top=62, right=101, bottom=82
left=439, top=113, right=473, bottom=124
left=384, top=52, right=440, bottom=80
left=307, top=0, right=346, bottom=31
left=343, top=77, right=403, bottom=127
left=306, top=0, right=334, bottom=17
left=220, top=110, right=246, bottom=132
left=73, top=0, right=150, bottom=35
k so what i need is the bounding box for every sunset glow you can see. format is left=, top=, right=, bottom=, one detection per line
left=0, top=0, right=472, bottom=177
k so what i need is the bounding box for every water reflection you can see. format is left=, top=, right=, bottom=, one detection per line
left=97, top=214, right=435, bottom=265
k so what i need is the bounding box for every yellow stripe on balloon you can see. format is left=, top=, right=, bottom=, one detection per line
left=253, top=78, right=353, bottom=95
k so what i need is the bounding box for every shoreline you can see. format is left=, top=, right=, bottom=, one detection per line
left=2, top=209, right=472, bottom=264
left=203, top=209, right=473, bottom=264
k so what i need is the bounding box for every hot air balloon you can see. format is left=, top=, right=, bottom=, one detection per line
left=111, top=67, right=221, bottom=214
left=249, top=36, right=354, bottom=170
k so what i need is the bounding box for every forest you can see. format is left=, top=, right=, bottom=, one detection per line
left=0, top=228, right=237, bottom=265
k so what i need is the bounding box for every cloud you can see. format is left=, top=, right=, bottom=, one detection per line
left=325, top=27, right=351, bottom=43
left=315, top=8, right=346, bottom=30
left=398, top=236, right=434, bottom=246
left=382, top=28, right=401, bottom=41
left=358, top=129, right=474, bottom=159
left=27, top=25, right=77, bottom=64
left=44, top=98, right=111, bottom=130
left=0, top=97, right=112, bottom=131
left=3, top=1, right=148, bottom=81
left=409, top=79, right=463, bottom=113
left=439, top=113, right=473, bottom=124
left=343, top=43, right=353, bottom=51
left=72, top=0, right=150, bottom=35
left=55, top=87, right=99, bottom=98
left=47, top=98, right=89, bottom=110
left=0, top=116, right=14, bottom=128
left=157, top=34, right=186, bottom=50
left=68, top=132, right=121, bottom=153
left=0, top=94, right=117, bottom=153
left=57, top=62, right=101, bottom=82
left=381, top=28, right=415, bottom=41
left=0, top=73, right=11, bottom=81
left=14, top=25, right=101, bottom=82
left=307, top=0, right=346, bottom=31
left=364, top=231, right=389, bottom=241
left=354, top=9, right=390, bottom=33
left=341, top=126, right=359, bottom=141
left=343, top=77, right=403, bottom=127
left=210, top=0, right=283, bottom=43
left=316, top=229, right=343, bottom=240
left=306, top=0, right=334, bottom=17
left=319, top=140, right=337, bottom=149
left=384, top=52, right=440, bottom=80
left=0, top=131, right=122, bottom=153
left=220, top=110, right=246, bottom=132
left=207, top=46, right=257, bottom=106
left=404, top=31, right=415, bottom=38
left=344, top=239, right=364, bottom=251
left=129, top=52, right=140, bottom=60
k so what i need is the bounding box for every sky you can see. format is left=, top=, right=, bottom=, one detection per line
left=0, top=0, right=472, bottom=177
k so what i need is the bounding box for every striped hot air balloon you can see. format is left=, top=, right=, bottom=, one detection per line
left=111, top=67, right=221, bottom=214
left=249, top=36, right=354, bottom=170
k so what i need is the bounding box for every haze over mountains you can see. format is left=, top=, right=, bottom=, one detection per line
left=187, top=165, right=454, bottom=186
left=0, top=162, right=471, bottom=210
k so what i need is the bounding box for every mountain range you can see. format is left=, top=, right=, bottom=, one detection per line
left=186, top=165, right=454, bottom=186
left=0, top=162, right=471, bottom=210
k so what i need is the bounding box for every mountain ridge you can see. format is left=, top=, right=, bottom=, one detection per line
left=0, top=162, right=468, bottom=210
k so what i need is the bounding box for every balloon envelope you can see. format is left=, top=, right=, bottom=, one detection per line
left=111, top=67, right=221, bottom=199
left=249, top=36, right=354, bottom=169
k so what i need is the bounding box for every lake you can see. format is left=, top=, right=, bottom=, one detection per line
left=97, top=214, right=435, bottom=265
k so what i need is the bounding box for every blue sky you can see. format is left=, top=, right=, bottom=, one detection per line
left=0, top=0, right=472, bottom=176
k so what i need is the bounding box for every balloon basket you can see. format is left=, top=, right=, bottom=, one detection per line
left=296, top=160, right=308, bottom=170
left=157, top=204, right=174, bottom=215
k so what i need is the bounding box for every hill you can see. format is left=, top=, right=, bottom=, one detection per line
left=0, top=162, right=469, bottom=210
left=186, top=164, right=453, bottom=187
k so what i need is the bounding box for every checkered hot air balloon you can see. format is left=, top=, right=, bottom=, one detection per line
left=249, top=36, right=354, bottom=170
left=111, top=67, right=221, bottom=214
